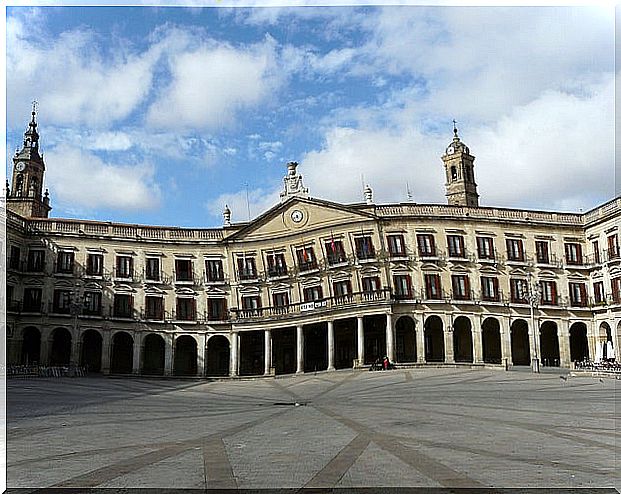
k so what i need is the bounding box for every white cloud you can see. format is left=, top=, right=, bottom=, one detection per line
left=206, top=187, right=281, bottom=224
left=45, top=145, right=161, bottom=212
left=87, top=132, right=133, bottom=152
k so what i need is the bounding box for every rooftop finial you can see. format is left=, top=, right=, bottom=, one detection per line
left=31, top=100, right=38, bottom=122
left=452, top=119, right=458, bottom=138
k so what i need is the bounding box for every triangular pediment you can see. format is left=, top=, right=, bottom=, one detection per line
left=479, top=265, right=499, bottom=274
left=238, top=285, right=260, bottom=294
left=359, top=265, right=381, bottom=276
left=330, top=270, right=351, bottom=281
left=420, top=262, right=441, bottom=272
left=205, top=285, right=228, bottom=295
left=176, top=287, right=197, bottom=296
left=538, top=269, right=557, bottom=279
left=609, top=266, right=621, bottom=277
left=566, top=272, right=588, bottom=281
left=449, top=264, right=470, bottom=273
left=54, top=279, right=74, bottom=288
left=144, top=285, right=166, bottom=295
left=7, top=274, right=19, bottom=285
left=227, top=197, right=377, bottom=243
left=114, top=283, right=136, bottom=293
left=84, top=282, right=104, bottom=290
left=300, top=276, right=322, bottom=286
left=23, top=277, right=45, bottom=286
left=270, top=283, right=292, bottom=291
left=390, top=263, right=410, bottom=272
left=508, top=267, right=528, bottom=276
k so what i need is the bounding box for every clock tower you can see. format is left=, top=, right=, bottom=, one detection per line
left=441, top=122, right=479, bottom=207
left=6, top=105, right=51, bottom=218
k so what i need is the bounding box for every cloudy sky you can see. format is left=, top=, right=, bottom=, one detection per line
left=5, top=3, right=616, bottom=227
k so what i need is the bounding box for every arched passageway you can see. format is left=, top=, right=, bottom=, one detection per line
left=540, top=321, right=560, bottom=367
left=142, top=333, right=165, bottom=375
left=453, top=316, right=473, bottom=363
left=363, top=315, right=386, bottom=365
left=206, top=335, right=230, bottom=376
left=110, top=331, right=133, bottom=374
left=21, top=326, right=41, bottom=364
left=50, top=327, right=72, bottom=366
left=395, top=316, right=416, bottom=363
left=304, top=323, right=328, bottom=372
left=569, top=322, right=589, bottom=362
left=510, top=319, right=530, bottom=365
left=239, top=331, right=264, bottom=376
left=81, top=330, right=102, bottom=372
left=424, top=316, right=444, bottom=362
left=482, top=318, right=502, bottom=364
left=174, top=335, right=198, bottom=376
left=597, top=322, right=615, bottom=361
left=335, top=319, right=356, bottom=369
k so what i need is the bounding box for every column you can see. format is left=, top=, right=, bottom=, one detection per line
left=472, top=317, right=483, bottom=364
left=327, top=321, right=335, bottom=371
left=528, top=315, right=539, bottom=367
left=444, top=315, right=454, bottom=363
left=132, top=332, right=142, bottom=374
left=415, top=314, right=425, bottom=363
left=296, top=325, right=304, bottom=374
left=100, top=331, right=111, bottom=374
left=386, top=313, right=395, bottom=362
left=559, top=320, right=571, bottom=368
left=70, top=332, right=81, bottom=367
left=587, top=320, right=597, bottom=362
left=501, top=317, right=512, bottom=367
left=164, top=333, right=174, bottom=376
left=264, top=329, right=272, bottom=376
left=356, top=316, right=364, bottom=366
left=230, top=332, right=239, bottom=377
left=197, top=334, right=206, bottom=377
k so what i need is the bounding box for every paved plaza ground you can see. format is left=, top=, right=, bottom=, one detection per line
left=6, top=367, right=620, bottom=490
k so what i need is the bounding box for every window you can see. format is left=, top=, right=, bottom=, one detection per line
left=303, top=285, right=323, bottom=302
left=393, top=275, right=412, bottom=300
left=354, top=236, right=375, bottom=260
left=145, top=296, right=164, bottom=320
left=176, top=298, right=196, bottom=321
left=361, top=276, right=381, bottom=294
left=506, top=239, right=524, bottom=262
left=447, top=235, right=465, bottom=258
left=535, top=241, right=549, bottom=264
left=205, top=259, right=224, bottom=282
left=540, top=280, right=558, bottom=305
left=175, top=259, right=193, bottom=282
left=145, top=257, right=160, bottom=281
left=608, top=234, right=620, bottom=260
left=116, top=256, right=133, bottom=279
left=272, top=292, right=290, bottom=309
left=592, top=241, right=601, bottom=264
left=417, top=234, right=436, bottom=257
left=387, top=234, right=406, bottom=257
left=476, top=237, right=495, bottom=260
left=451, top=275, right=471, bottom=300
left=333, top=280, right=353, bottom=301
left=56, top=251, right=74, bottom=274
left=450, top=166, right=457, bottom=181
left=612, top=278, right=621, bottom=304
left=23, top=288, right=42, bottom=312
left=510, top=279, right=528, bottom=304
left=83, top=291, right=102, bottom=316
left=593, top=281, right=604, bottom=304
left=26, top=250, right=45, bottom=272
left=237, top=256, right=257, bottom=280
left=9, top=246, right=21, bottom=270
left=113, top=294, right=133, bottom=318
left=86, top=253, right=103, bottom=276
left=424, top=274, right=442, bottom=300
left=481, top=276, right=499, bottom=302
left=7, top=285, right=14, bottom=306
left=569, top=283, right=587, bottom=308
left=565, top=243, right=583, bottom=265
left=207, top=298, right=227, bottom=320
left=296, top=246, right=317, bottom=272
left=325, top=239, right=347, bottom=265
left=241, top=296, right=262, bottom=316
left=266, top=252, right=288, bottom=277
left=52, top=290, right=72, bottom=314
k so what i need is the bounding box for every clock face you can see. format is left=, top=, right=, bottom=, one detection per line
left=290, top=209, right=304, bottom=223
left=15, top=162, right=26, bottom=172
left=447, top=146, right=455, bottom=155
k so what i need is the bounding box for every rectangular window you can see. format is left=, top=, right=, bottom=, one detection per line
left=540, top=280, right=558, bottom=305
left=23, top=288, right=42, bottom=312
left=207, top=298, right=227, bottom=320
left=387, top=234, right=406, bottom=257
left=303, top=285, right=323, bottom=302
left=424, top=274, right=442, bottom=300
left=565, top=243, right=583, bottom=265
left=26, top=250, right=45, bottom=272
left=481, top=276, right=499, bottom=302
left=506, top=239, right=524, bottom=261
left=608, top=235, right=620, bottom=260
left=592, top=240, right=600, bottom=264
left=296, top=246, right=317, bottom=272
left=451, top=275, right=471, bottom=300
left=417, top=234, right=436, bottom=257
left=56, top=251, right=75, bottom=274
left=447, top=235, right=465, bottom=258
left=241, top=296, right=262, bottom=316
left=354, top=236, right=375, bottom=260
left=7, top=285, right=14, bottom=306
left=272, top=292, right=290, bottom=308
left=53, top=290, right=72, bottom=314
left=393, top=274, right=412, bottom=299
left=205, top=259, right=224, bottom=282
left=113, top=294, right=133, bottom=318
left=535, top=241, right=549, bottom=264
left=476, top=237, right=495, bottom=260
left=510, top=278, right=528, bottom=304
left=593, top=281, right=604, bottom=304
left=86, top=253, right=104, bottom=276
left=145, top=296, right=164, bottom=320
left=116, top=256, right=133, bottom=279
left=333, top=280, right=353, bottom=301
left=175, top=259, right=193, bottom=282
left=361, top=276, right=381, bottom=294
left=325, top=239, right=347, bottom=265
left=612, top=278, right=621, bottom=303
left=83, top=291, right=102, bottom=316
left=176, top=298, right=196, bottom=321
left=266, top=252, right=288, bottom=277
left=569, top=282, right=587, bottom=307
left=9, top=246, right=21, bottom=270
left=237, top=256, right=257, bottom=280
left=145, top=257, right=160, bottom=281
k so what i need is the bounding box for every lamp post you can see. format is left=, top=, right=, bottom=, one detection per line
left=521, top=272, right=541, bottom=373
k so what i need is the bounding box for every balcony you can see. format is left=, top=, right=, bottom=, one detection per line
left=326, top=253, right=350, bottom=267
left=144, top=270, right=171, bottom=285
left=267, top=266, right=288, bottom=278
left=476, top=250, right=498, bottom=264
left=564, top=257, right=589, bottom=270
left=505, top=253, right=530, bottom=266
left=110, top=306, right=137, bottom=320
left=447, top=250, right=472, bottom=262
left=297, top=260, right=319, bottom=273
left=237, top=269, right=259, bottom=282
left=535, top=253, right=563, bottom=269
left=356, top=251, right=376, bottom=262
left=451, top=289, right=475, bottom=302
left=418, top=249, right=444, bottom=262
left=174, top=270, right=195, bottom=284
left=204, top=272, right=226, bottom=284
left=7, top=300, right=21, bottom=312
left=113, top=268, right=137, bottom=282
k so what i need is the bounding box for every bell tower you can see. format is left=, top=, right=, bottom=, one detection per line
left=442, top=121, right=479, bottom=207
left=6, top=103, right=51, bottom=218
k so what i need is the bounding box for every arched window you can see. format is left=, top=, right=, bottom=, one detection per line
left=451, top=166, right=457, bottom=181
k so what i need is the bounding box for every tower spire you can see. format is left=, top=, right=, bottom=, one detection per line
left=441, top=124, right=479, bottom=207
left=452, top=119, right=458, bottom=139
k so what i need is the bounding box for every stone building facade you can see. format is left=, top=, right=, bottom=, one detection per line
left=4, top=112, right=620, bottom=376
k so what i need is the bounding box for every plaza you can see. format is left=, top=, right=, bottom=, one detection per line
left=6, top=368, right=620, bottom=490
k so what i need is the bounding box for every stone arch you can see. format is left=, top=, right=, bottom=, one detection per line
left=453, top=316, right=473, bottom=363
left=510, top=319, right=530, bottom=366
left=50, top=327, right=72, bottom=366
left=424, top=315, right=444, bottom=362
left=142, top=333, right=165, bottom=375
left=482, top=317, right=502, bottom=364
left=540, top=321, right=560, bottom=367
left=206, top=335, right=230, bottom=376
left=174, top=335, right=198, bottom=376
left=81, top=329, right=102, bottom=372
left=597, top=322, right=615, bottom=360
left=110, top=331, right=133, bottom=374
left=21, top=326, right=41, bottom=364
left=569, top=322, right=589, bottom=362
left=395, top=316, right=416, bottom=363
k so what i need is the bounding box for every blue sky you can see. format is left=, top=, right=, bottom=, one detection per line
left=5, top=4, right=616, bottom=227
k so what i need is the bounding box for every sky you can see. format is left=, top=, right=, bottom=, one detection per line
left=4, top=3, right=616, bottom=228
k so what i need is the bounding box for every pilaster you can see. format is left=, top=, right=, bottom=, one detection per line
left=327, top=321, right=335, bottom=371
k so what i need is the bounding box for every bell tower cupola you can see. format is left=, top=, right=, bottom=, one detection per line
left=441, top=121, right=479, bottom=207
left=7, top=102, right=52, bottom=218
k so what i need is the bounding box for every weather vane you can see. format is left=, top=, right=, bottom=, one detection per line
left=452, top=119, right=458, bottom=137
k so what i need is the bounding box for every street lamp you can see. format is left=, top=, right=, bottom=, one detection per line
left=520, top=272, right=541, bottom=373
